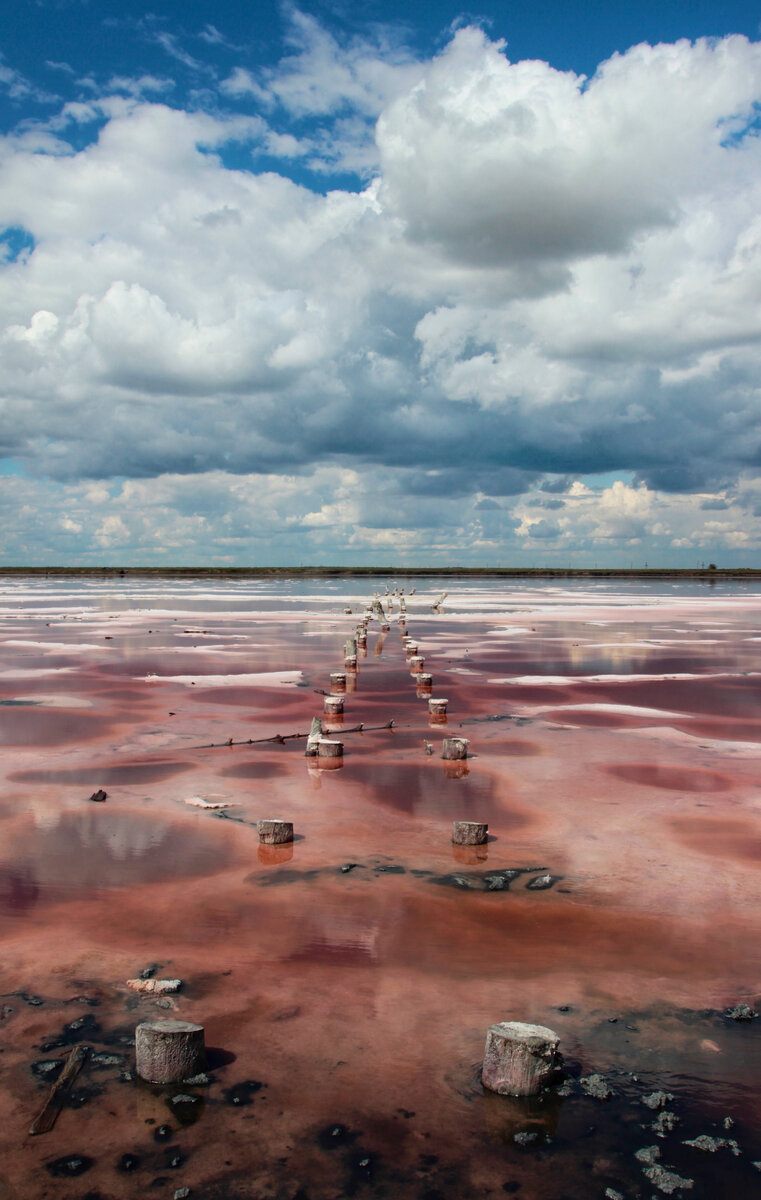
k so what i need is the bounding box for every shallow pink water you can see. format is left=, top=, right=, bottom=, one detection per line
left=0, top=576, right=759, bottom=1198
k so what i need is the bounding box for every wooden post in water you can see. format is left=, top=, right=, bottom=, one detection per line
left=482, top=1022, right=560, bottom=1096
left=324, top=695, right=344, bottom=716
left=442, top=736, right=468, bottom=760
left=258, top=819, right=294, bottom=844
left=429, top=698, right=448, bottom=716
left=330, top=672, right=346, bottom=691
left=135, top=1020, right=206, bottom=1085
left=317, top=739, right=343, bottom=760
left=452, top=820, right=488, bottom=845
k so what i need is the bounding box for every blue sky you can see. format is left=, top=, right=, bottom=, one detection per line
left=2, top=1, right=761, bottom=565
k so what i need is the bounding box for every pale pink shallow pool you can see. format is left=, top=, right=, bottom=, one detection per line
left=0, top=575, right=759, bottom=1199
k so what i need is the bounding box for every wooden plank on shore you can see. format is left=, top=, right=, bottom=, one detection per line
left=29, top=1044, right=89, bottom=1135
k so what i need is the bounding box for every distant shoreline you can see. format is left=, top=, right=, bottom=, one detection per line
left=1, top=566, right=760, bottom=580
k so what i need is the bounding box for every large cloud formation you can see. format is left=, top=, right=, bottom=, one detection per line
left=1, top=20, right=761, bottom=563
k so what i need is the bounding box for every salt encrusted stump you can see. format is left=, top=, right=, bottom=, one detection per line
left=306, top=715, right=323, bottom=756
left=258, top=819, right=294, bottom=844
left=324, top=695, right=344, bottom=715
left=405, top=642, right=418, bottom=655
left=429, top=698, right=448, bottom=716
left=442, top=736, right=468, bottom=760
left=452, top=820, right=488, bottom=845
left=482, top=1021, right=560, bottom=1096
left=408, top=655, right=424, bottom=672
left=317, top=739, right=343, bottom=759
left=330, top=672, right=346, bottom=690
left=417, top=673, right=433, bottom=688
left=345, top=655, right=358, bottom=670
left=135, top=1020, right=206, bottom=1085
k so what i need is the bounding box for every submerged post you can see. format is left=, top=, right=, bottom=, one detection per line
left=482, top=1021, right=560, bottom=1096
left=135, top=1020, right=206, bottom=1085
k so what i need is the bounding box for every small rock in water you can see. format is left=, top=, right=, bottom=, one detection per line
left=525, top=873, right=561, bottom=891
left=652, top=1111, right=679, bottom=1137
left=88, top=789, right=107, bottom=802
left=605, top=1190, right=624, bottom=1200
left=154, top=1124, right=173, bottom=1142
left=340, top=863, right=359, bottom=873
left=117, top=1153, right=140, bottom=1172
left=513, top=1131, right=540, bottom=1147
left=174, top=1189, right=191, bottom=1199
left=725, top=1002, right=758, bottom=1021
left=682, top=1135, right=741, bottom=1156
left=643, top=1164, right=694, bottom=1194
left=139, top=964, right=160, bottom=980
left=183, top=1073, right=210, bottom=1086
left=635, top=1146, right=661, bottom=1165
left=580, top=1074, right=613, bottom=1100
left=722, top=1115, right=734, bottom=1130
left=642, top=1091, right=675, bottom=1110
left=45, top=1155, right=94, bottom=1178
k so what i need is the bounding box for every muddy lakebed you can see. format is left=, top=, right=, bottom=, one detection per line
left=0, top=573, right=759, bottom=1199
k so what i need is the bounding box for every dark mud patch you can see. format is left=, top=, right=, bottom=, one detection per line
left=9, top=759, right=193, bottom=786
left=604, top=763, right=733, bottom=792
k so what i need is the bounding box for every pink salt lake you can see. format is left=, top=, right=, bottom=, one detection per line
left=0, top=575, right=759, bottom=1199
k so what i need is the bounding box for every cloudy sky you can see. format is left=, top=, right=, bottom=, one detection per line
left=2, top=0, right=761, bottom=566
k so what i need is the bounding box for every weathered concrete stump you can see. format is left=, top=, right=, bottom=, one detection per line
left=442, top=736, right=468, bottom=760
left=429, top=698, right=448, bottom=716
left=324, top=695, right=344, bottom=716
left=306, top=715, right=323, bottom=756
left=317, top=739, right=343, bottom=759
left=482, top=1021, right=560, bottom=1096
left=452, top=820, right=488, bottom=845
left=135, top=1020, right=206, bottom=1085
left=408, top=655, right=424, bottom=672
left=258, top=819, right=294, bottom=844
left=330, top=672, right=346, bottom=691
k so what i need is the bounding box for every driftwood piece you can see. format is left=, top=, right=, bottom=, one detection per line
left=29, top=1044, right=89, bottom=1135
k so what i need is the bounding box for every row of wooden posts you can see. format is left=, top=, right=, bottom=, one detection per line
left=256, top=589, right=486, bottom=848
left=133, top=590, right=556, bottom=1102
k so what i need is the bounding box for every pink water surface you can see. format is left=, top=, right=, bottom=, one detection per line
left=0, top=576, right=759, bottom=1199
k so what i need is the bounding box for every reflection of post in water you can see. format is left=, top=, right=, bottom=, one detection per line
left=373, top=633, right=386, bottom=658
left=482, top=1087, right=562, bottom=1144
left=452, top=841, right=489, bottom=866
left=443, top=761, right=469, bottom=780
left=258, top=841, right=294, bottom=866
